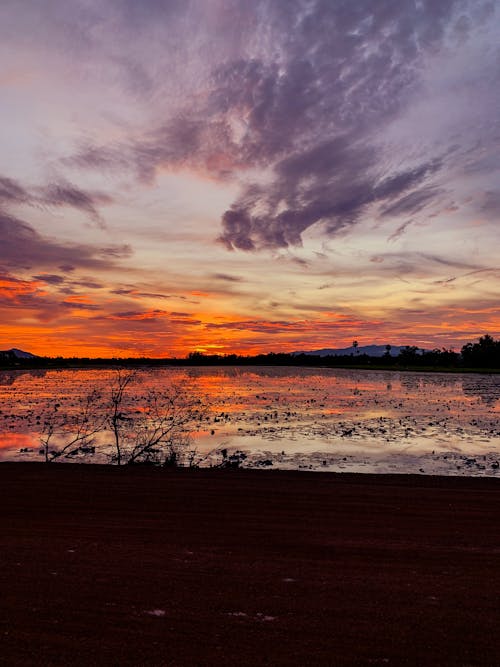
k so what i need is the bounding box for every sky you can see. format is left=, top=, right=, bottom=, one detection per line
left=0, top=0, right=499, bottom=357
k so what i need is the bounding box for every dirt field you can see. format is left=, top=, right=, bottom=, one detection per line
left=1, top=464, right=500, bottom=666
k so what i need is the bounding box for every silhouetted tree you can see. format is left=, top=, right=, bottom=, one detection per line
left=105, top=369, right=208, bottom=466
left=39, top=389, right=105, bottom=462
left=398, top=345, right=420, bottom=365
left=107, top=369, right=136, bottom=466
left=461, top=335, right=500, bottom=368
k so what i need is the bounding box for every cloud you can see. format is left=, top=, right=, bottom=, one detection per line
left=211, top=273, right=242, bottom=282
left=0, top=271, right=98, bottom=321
left=0, top=174, right=113, bottom=226
left=46, top=0, right=498, bottom=254
left=102, top=308, right=201, bottom=325
left=5, top=0, right=497, bottom=266
left=72, top=279, right=105, bottom=289
left=110, top=287, right=174, bottom=299
left=203, top=314, right=381, bottom=336
left=480, top=190, right=500, bottom=217
left=381, top=186, right=444, bottom=218
left=219, top=149, right=444, bottom=250
left=37, top=182, right=113, bottom=226
left=211, top=1, right=465, bottom=249
left=0, top=211, right=132, bottom=271
left=374, top=161, right=443, bottom=201
left=0, top=272, right=45, bottom=305
left=206, top=1, right=480, bottom=249
left=63, top=144, right=130, bottom=172
left=60, top=300, right=101, bottom=311
left=0, top=176, right=30, bottom=205
left=99, top=245, right=133, bottom=259
left=32, top=273, right=66, bottom=285
left=111, top=310, right=166, bottom=319
left=387, top=220, right=413, bottom=243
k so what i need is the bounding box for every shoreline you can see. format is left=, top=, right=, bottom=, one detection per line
left=2, top=361, right=500, bottom=374
left=2, top=463, right=500, bottom=665
left=4, top=449, right=500, bottom=477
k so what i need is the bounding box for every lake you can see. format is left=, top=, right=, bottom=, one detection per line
left=1, top=366, right=499, bottom=475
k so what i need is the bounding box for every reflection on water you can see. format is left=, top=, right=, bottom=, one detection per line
left=0, top=366, right=499, bottom=475
left=462, top=374, right=500, bottom=404
left=0, top=368, right=48, bottom=386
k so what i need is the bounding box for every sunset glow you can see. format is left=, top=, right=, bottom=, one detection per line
left=1, top=1, right=499, bottom=357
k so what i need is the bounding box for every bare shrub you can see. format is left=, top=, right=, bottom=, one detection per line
left=39, top=389, right=105, bottom=462
left=38, top=369, right=208, bottom=466
left=105, top=370, right=208, bottom=466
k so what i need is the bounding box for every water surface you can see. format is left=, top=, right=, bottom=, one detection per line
left=1, top=366, right=499, bottom=475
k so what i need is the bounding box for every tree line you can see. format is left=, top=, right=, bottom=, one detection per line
left=1, top=335, right=500, bottom=370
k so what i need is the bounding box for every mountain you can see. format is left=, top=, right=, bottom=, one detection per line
left=0, top=348, right=37, bottom=359
left=293, top=345, right=408, bottom=357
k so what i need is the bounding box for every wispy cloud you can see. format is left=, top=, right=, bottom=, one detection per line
left=0, top=211, right=132, bottom=271
left=0, top=174, right=112, bottom=226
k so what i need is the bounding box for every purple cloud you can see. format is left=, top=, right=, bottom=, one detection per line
left=38, top=182, right=113, bottom=226
left=0, top=211, right=132, bottom=271
left=0, top=174, right=113, bottom=227
left=40, top=0, right=500, bottom=251
left=32, top=274, right=66, bottom=284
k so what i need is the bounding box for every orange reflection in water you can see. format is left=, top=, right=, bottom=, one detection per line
left=0, top=432, right=36, bottom=450
left=0, top=367, right=499, bottom=466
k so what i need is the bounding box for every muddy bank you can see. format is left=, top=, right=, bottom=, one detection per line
left=1, top=463, right=500, bottom=666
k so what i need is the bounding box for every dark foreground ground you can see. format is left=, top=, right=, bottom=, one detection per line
left=1, top=465, right=500, bottom=666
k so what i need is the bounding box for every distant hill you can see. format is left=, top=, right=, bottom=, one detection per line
left=294, top=345, right=408, bottom=357
left=0, top=348, right=37, bottom=359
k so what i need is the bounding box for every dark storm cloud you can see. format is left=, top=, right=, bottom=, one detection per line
left=0, top=211, right=132, bottom=270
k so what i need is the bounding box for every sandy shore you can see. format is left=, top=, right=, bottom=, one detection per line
left=1, top=464, right=500, bottom=666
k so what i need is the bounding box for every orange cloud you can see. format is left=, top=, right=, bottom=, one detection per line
left=0, top=274, right=46, bottom=302
left=63, top=294, right=95, bottom=305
